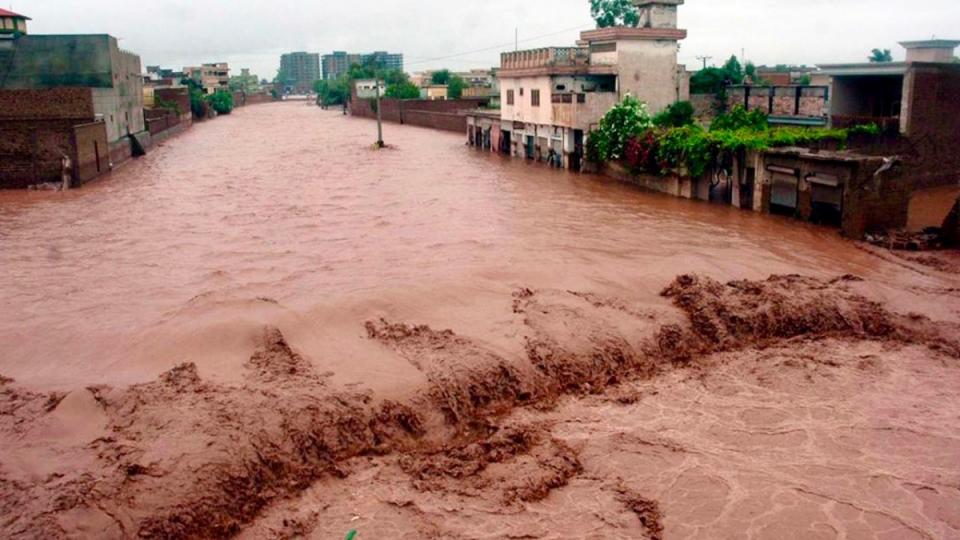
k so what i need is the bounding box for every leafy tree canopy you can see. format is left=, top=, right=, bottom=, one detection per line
left=431, top=69, right=452, bottom=85
left=690, top=55, right=747, bottom=95
left=447, top=75, right=467, bottom=99
left=591, top=95, right=653, bottom=161
left=385, top=81, right=421, bottom=99
left=653, top=101, right=695, bottom=128
left=869, top=48, right=894, bottom=63
left=590, top=0, right=640, bottom=28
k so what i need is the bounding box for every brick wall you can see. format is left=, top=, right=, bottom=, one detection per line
left=350, top=97, right=488, bottom=133
left=900, top=63, right=960, bottom=189
left=402, top=110, right=468, bottom=133
left=726, top=86, right=828, bottom=118
left=690, top=93, right=719, bottom=122
left=0, top=88, right=95, bottom=120
left=154, top=87, right=190, bottom=118
left=0, top=119, right=75, bottom=188
left=244, top=93, right=275, bottom=105
left=73, top=121, right=109, bottom=184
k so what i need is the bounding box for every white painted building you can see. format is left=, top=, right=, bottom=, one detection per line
left=481, top=0, right=689, bottom=170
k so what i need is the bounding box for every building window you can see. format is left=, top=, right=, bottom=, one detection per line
left=520, top=87, right=524, bottom=96
left=507, top=89, right=515, bottom=105
left=577, top=93, right=586, bottom=104
left=531, top=89, right=540, bottom=107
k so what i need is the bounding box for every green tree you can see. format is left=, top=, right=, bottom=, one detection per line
left=385, top=81, right=421, bottom=99
left=690, top=67, right=727, bottom=94
left=590, top=0, right=640, bottom=28
left=798, top=73, right=812, bottom=86
left=447, top=75, right=467, bottom=99
left=869, top=48, right=894, bottom=63
left=431, top=69, right=452, bottom=85
left=593, top=95, right=653, bottom=161
left=206, top=91, right=234, bottom=115
left=722, top=55, right=744, bottom=85
left=653, top=101, right=695, bottom=128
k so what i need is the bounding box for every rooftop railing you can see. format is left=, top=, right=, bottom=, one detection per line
left=501, top=47, right=590, bottom=71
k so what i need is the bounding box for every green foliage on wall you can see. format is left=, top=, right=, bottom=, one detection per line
left=590, top=101, right=881, bottom=180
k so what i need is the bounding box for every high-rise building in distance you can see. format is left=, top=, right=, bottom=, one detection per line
left=279, top=52, right=321, bottom=94
left=321, top=51, right=404, bottom=80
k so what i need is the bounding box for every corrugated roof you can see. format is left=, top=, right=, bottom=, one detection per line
left=0, top=8, right=30, bottom=19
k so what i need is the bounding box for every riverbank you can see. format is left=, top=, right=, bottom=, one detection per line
left=1, top=103, right=958, bottom=538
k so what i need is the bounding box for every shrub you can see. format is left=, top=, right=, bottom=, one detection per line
left=206, top=91, right=234, bottom=115
left=624, top=130, right=662, bottom=174
left=595, top=95, right=653, bottom=161
left=710, top=106, right=768, bottom=131
left=653, top=101, right=695, bottom=128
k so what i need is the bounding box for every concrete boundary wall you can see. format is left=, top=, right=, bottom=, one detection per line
left=350, top=97, right=488, bottom=133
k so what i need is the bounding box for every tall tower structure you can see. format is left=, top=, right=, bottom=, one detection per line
left=579, top=0, right=688, bottom=112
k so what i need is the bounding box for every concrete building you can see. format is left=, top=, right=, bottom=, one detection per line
left=184, top=63, right=230, bottom=95
left=0, top=8, right=29, bottom=35
left=0, top=33, right=146, bottom=150
left=363, top=51, right=403, bottom=72
left=322, top=51, right=362, bottom=80
left=483, top=0, right=688, bottom=170
left=819, top=40, right=960, bottom=135
left=322, top=50, right=403, bottom=80
left=229, top=68, right=260, bottom=94
left=280, top=52, right=320, bottom=94
left=420, top=85, right=449, bottom=101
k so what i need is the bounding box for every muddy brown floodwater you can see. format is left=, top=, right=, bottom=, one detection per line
left=1, top=102, right=959, bottom=539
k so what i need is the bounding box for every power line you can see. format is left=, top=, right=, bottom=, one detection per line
left=403, top=23, right=593, bottom=68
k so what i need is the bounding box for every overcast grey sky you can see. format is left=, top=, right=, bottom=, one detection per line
left=13, top=0, right=960, bottom=80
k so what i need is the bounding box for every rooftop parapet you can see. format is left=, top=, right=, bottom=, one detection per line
left=500, top=47, right=590, bottom=73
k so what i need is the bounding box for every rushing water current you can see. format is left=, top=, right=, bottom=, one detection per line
left=0, top=102, right=936, bottom=390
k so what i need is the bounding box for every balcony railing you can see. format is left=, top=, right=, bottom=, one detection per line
left=501, top=47, right=590, bottom=71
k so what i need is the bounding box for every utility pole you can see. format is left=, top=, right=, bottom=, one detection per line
left=696, top=55, right=712, bottom=70
left=375, top=78, right=384, bottom=148
left=515, top=28, right=519, bottom=51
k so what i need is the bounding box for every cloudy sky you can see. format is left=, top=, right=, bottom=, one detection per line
left=13, top=0, right=960, bottom=80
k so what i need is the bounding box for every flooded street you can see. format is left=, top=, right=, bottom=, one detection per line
left=0, top=102, right=945, bottom=389
left=2, top=102, right=959, bottom=539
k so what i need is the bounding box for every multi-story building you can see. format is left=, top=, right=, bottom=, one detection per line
left=363, top=51, right=403, bottom=72
left=322, top=50, right=403, bottom=80
left=0, top=17, right=149, bottom=187
left=0, top=33, right=146, bottom=147
left=482, top=0, right=689, bottom=170
left=280, top=52, right=320, bottom=94
left=322, top=51, right=362, bottom=80
left=184, top=63, right=230, bottom=95
left=229, top=68, right=260, bottom=94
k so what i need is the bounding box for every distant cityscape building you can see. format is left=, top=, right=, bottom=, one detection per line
left=322, top=50, right=403, bottom=80
left=230, top=68, right=261, bottom=94
left=184, top=63, right=230, bottom=95
left=363, top=51, right=403, bottom=72
left=322, top=52, right=362, bottom=81
left=280, top=52, right=320, bottom=94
